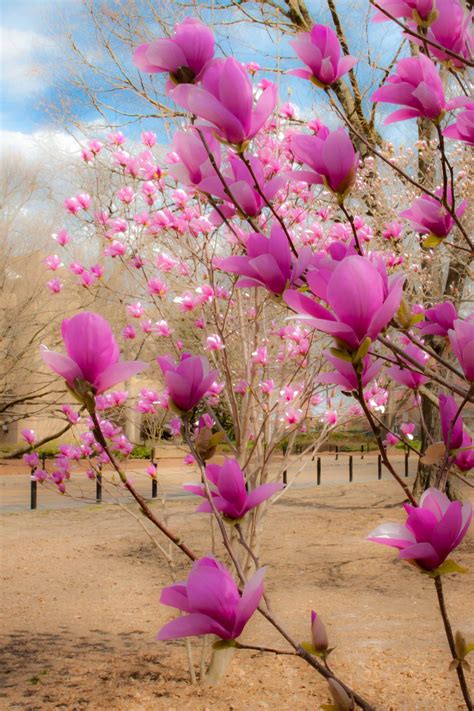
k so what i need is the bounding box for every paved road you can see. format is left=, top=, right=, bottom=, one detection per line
left=0, top=453, right=415, bottom=512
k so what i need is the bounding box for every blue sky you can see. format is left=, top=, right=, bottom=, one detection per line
left=0, top=0, right=412, bottom=143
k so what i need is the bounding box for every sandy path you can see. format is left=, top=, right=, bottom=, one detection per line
left=1, top=476, right=473, bottom=710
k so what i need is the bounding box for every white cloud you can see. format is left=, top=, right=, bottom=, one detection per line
left=0, top=127, right=80, bottom=158
left=0, top=26, right=57, bottom=97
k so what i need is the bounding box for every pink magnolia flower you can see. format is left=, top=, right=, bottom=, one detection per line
left=319, top=352, right=382, bottom=390
left=439, top=394, right=465, bottom=452
left=371, top=54, right=445, bottom=124
left=419, top=301, right=457, bottom=337
left=171, top=58, right=277, bottom=146
left=41, top=312, right=148, bottom=396
left=259, top=379, right=275, bottom=394
left=184, top=454, right=196, bottom=466
left=387, top=344, right=430, bottom=389
left=289, top=24, right=357, bottom=87
left=385, top=432, right=400, bottom=447
left=283, top=407, right=303, bottom=426
left=400, top=422, right=416, bottom=440
left=234, top=379, right=248, bottom=394
left=200, top=153, right=284, bottom=218
left=322, top=410, right=338, bottom=426
left=218, top=225, right=311, bottom=295
left=400, top=191, right=467, bottom=242
left=168, top=417, right=182, bottom=436
left=372, top=0, right=437, bottom=23
left=444, top=102, right=474, bottom=147
left=155, top=320, right=172, bottom=337
left=127, top=302, right=144, bottom=319
left=368, top=487, right=472, bottom=571
left=167, top=128, right=221, bottom=187
left=133, top=17, right=214, bottom=84
left=76, top=193, right=91, bottom=210
left=146, top=464, right=157, bottom=478
left=382, top=221, right=403, bottom=240
left=44, top=254, right=63, bottom=271
left=291, top=127, right=358, bottom=196
left=206, top=334, right=224, bottom=351
left=54, top=229, right=71, bottom=246
left=141, top=130, right=157, bottom=147
left=157, top=353, right=219, bottom=412
left=24, top=452, right=40, bottom=468
left=284, top=255, right=405, bottom=352
left=47, top=279, right=63, bottom=294
left=32, top=469, right=48, bottom=483
left=147, top=277, right=169, bottom=297
left=449, top=318, right=474, bottom=381
left=252, top=347, right=269, bottom=365
left=409, top=0, right=473, bottom=68
left=122, top=324, right=136, bottom=340
left=184, top=458, right=282, bottom=519
left=21, top=429, right=36, bottom=445
left=157, top=556, right=264, bottom=641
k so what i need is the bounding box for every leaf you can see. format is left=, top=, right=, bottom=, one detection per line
left=354, top=337, right=372, bottom=363
left=422, top=234, right=444, bottom=249
left=431, top=559, right=469, bottom=577
left=209, top=431, right=225, bottom=447
left=465, top=644, right=474, bottom=656
left=420, top=443, right=446, bottom=465
left=300, top=640, right=317, bottom=654
left=329, top=348, right=353, bottom=363
left=212, top=639, right=236, bottom=650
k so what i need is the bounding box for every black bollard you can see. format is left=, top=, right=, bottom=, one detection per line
left=152, top=478, right=158, bottom=498
left=349, top=455, right=353, bottom=483
left=405, top=450, right=409, bottom=478
left=335, top=445, right=339, bottom=461
left=283, top=469, right=287, bottom=486
left=30, top=469, right=37, bottom=510
left=96, top=465, right=103, bottom=503
left=377, top=454, right=382, bottom=480
left=41, top=453, right=46, bottom=470
left=316, top=457, right=321, bottom=485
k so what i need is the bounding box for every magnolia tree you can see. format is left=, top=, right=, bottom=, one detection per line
left=25, top=3, right=474, bottom=709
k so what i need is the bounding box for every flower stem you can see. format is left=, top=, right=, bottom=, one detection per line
left=434, top=576, right=473, bottom=710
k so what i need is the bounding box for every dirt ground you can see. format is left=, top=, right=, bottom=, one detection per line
left=1, top=460, right=473, bottom=711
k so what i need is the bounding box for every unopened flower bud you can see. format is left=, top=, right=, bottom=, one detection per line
left=311, top=610, right=329, bottom=652
left=327, top=678, right=353, bottom=710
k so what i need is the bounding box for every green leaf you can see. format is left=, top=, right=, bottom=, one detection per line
left=430, top=559, right=469, bottom=577
left=300, top=641, right=317, bottom=654
left=465, top=643, right=474, bottom=656
left=329, top=348, right=353, bottom=363
left=422, top=234, right=444, bottom=249
left=212, top=639, right=236, bottom=650
left=354, top=337, right=372, bottom=363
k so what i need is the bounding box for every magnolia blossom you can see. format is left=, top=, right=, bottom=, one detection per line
left=419, top=302, right=457, bottom=337
left=133, top=17, right=214, bottom=84
left=200, top=153, right=284, bottom=218
left=157, top=556, right=264, bottom=640
left=167, top=128, right=221, bottom=187
left=41, top=312, right=147, bottom=396
left=157, top=353, right=218, bottom=412
left=371, top=54, right=445, bottom=124
left=171, top=57, right=277, bottom=146
left=444, top=108, right=474, bottom=147
left=368, top=488, right=472, bottom=571
left=400, top=191, right=467, bottom=243
left=289, top=24, right=357, bottom=87
left=284, top=255, right=405, bottom=351
left=291, top=127, right=358, bottom=196
left=184, top=458, right=282, bottom=519
left=218, top=225, right=311, bottom=295
left=448, top=318, right=474, bottom=381
left=387, top=344, right=430, bottom=389
left=21, top=429, right=36, bottom=445
left=319, top=352, right=383, bottom=391
left=372, top=0, right=437, bottom=23
left=409, top=0, right=473, bottom=68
